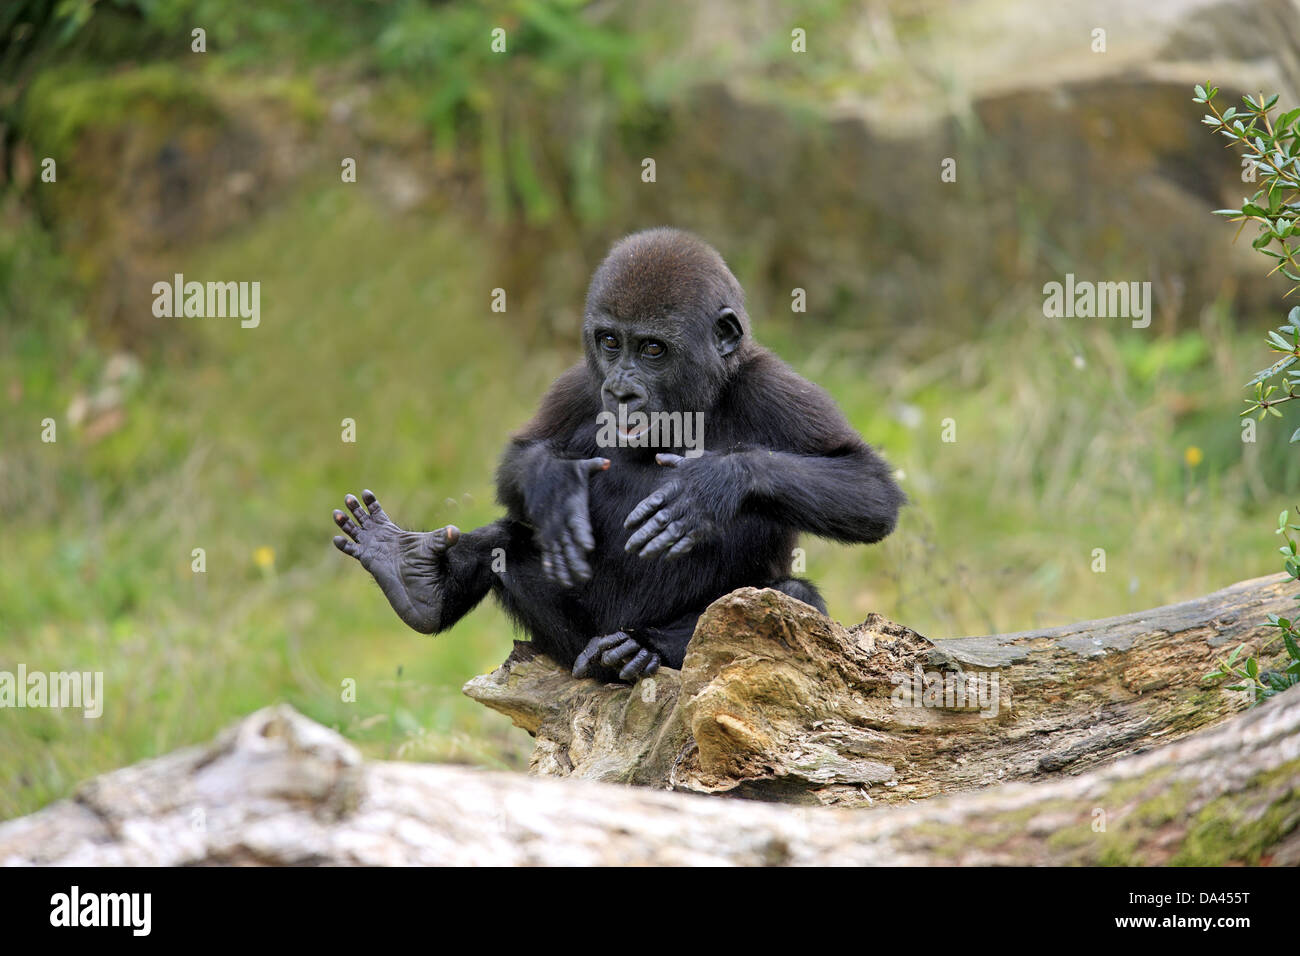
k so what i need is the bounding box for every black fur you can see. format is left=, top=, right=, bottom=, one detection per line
left=332, top=228, right=903, bottom=682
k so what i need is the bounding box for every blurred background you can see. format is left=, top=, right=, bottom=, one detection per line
left=3, top=0, right=1299, bottom=818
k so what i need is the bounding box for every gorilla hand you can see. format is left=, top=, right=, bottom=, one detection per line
left=333, top=490, right=460, bottom=633
left=623, top=453, right=741, bottom=559
left=534, top=456, right=610, bottom=588
left=572, top=630, right=661, bottom=682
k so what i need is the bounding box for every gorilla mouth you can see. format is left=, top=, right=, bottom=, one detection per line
left=617, top=423, right=650, bottom=439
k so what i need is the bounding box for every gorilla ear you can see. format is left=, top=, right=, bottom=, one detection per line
left=714, top=308, right=743, bottom=358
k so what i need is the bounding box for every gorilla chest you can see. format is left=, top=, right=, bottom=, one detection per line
left=577, top=456, right=785, bottom=615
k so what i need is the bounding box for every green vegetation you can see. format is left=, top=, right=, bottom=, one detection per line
left=0, top=7, right=1294, bottom=821
left=1195, top=83, right=1300, bottom=701
left=2, top=172, right=1285, bottom=817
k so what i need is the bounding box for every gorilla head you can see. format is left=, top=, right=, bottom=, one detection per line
left=582, top=228, right=752, bottom=422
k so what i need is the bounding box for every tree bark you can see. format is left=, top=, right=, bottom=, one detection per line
left=2, top=575, right=1295, bottom=866
left=0, top=690, right=1295, bottom=865
left=465, top=574, right=1297, bottom=806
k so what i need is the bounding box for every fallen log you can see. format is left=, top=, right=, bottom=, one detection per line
left=464, top=574, right=1297, bottom=806
left=0, top=692, right=1295, bottom=865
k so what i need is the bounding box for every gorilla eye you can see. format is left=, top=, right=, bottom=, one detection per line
left=642, top=341, right=666, bottom=358
left=599, top=333, right=619, bottom=352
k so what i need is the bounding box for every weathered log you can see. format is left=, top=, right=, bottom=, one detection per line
left=464, top=574, right=1297, bottom=806
left=1, top=692, right=1296, bottom=866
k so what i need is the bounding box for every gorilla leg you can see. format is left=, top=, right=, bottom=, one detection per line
left=492, top=537, right=598, bottom=668
left=573, top=579, right=826, bottom=683
left=609, top=580, right=825, bottom=679
left=768, top=576, right=828, bottom=614
left=572, top=607, right=701, bottom=681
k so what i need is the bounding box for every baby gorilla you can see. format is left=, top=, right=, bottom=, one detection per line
left=332, top=228, right=903, bottom=682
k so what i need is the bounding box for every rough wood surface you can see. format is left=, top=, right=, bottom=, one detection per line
left=464, top=575, right=1297, bottom=806
left=2, top=575, right=1294, bottom=866
left=1, top=691, right=1295, bottom=866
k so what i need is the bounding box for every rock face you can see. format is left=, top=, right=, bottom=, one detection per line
left=465, top=577, right=1295, bottom=807
left=588, top=0, right=1300, bottom=338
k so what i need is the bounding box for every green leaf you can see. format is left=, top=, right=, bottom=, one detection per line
left=1246, top=354, right=1297, bottom=385
left=1283, top=628, right=1300, bottom=662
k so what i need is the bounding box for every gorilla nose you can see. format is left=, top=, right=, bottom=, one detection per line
left=605, top=386, right=645, bottom=412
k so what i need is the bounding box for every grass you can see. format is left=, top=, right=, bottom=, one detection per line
left=0, top=176, right=1291, bottom=819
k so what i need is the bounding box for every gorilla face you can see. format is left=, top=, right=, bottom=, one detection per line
left=586, top=311, right=743, bottom=430
left=582, top=228, right=749, bottom=426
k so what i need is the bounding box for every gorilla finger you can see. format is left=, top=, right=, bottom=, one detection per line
left=550, top=545, right=574, bottom=589
left=625, top=509, right=675, bottom=552
left=333, top=510, right=361, bottom=541
left=572, top=651, right=597, bottom=679
left=635, top=521, right=687, bottom=558
left=624, top=489, right=669, bottom=529
left=345, top=494, right=368, bottom=526
left=620, top=648, right=653, bottom=681
left=664, top=534, right=696, bottom=559
left=560, top=530, right=590, bottom=584
left=601, top=637, right=641, bottom=667
left=567, top=507, right=596, bottom=553
left=573, top=632, right=628, bottom=678
left=593, top=631, right=631, bottom=653
left=654, top=453, right=685, bottom=468
left=333, top=535, right=360, bottom=559
left=644, top=653, right=661, bottom=675
left=361, top=489, right=384, bottom=517
left=431, top=524, right=460, bottom=551
left=566, top=538, right=594, bottom=583
left=556, top=535, right=580, bottom=587
left=579, top=457, right=612, bottom=476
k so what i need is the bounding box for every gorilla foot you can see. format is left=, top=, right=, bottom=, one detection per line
left=572, top=631, right=661, bottom=682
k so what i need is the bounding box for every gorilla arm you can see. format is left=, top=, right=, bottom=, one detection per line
left=496, top=364, right=609, bottom=587
left=625, top=355, right=904, bottom=558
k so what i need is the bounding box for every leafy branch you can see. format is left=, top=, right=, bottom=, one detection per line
left=1197, top=83, right=1300, bottom=702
